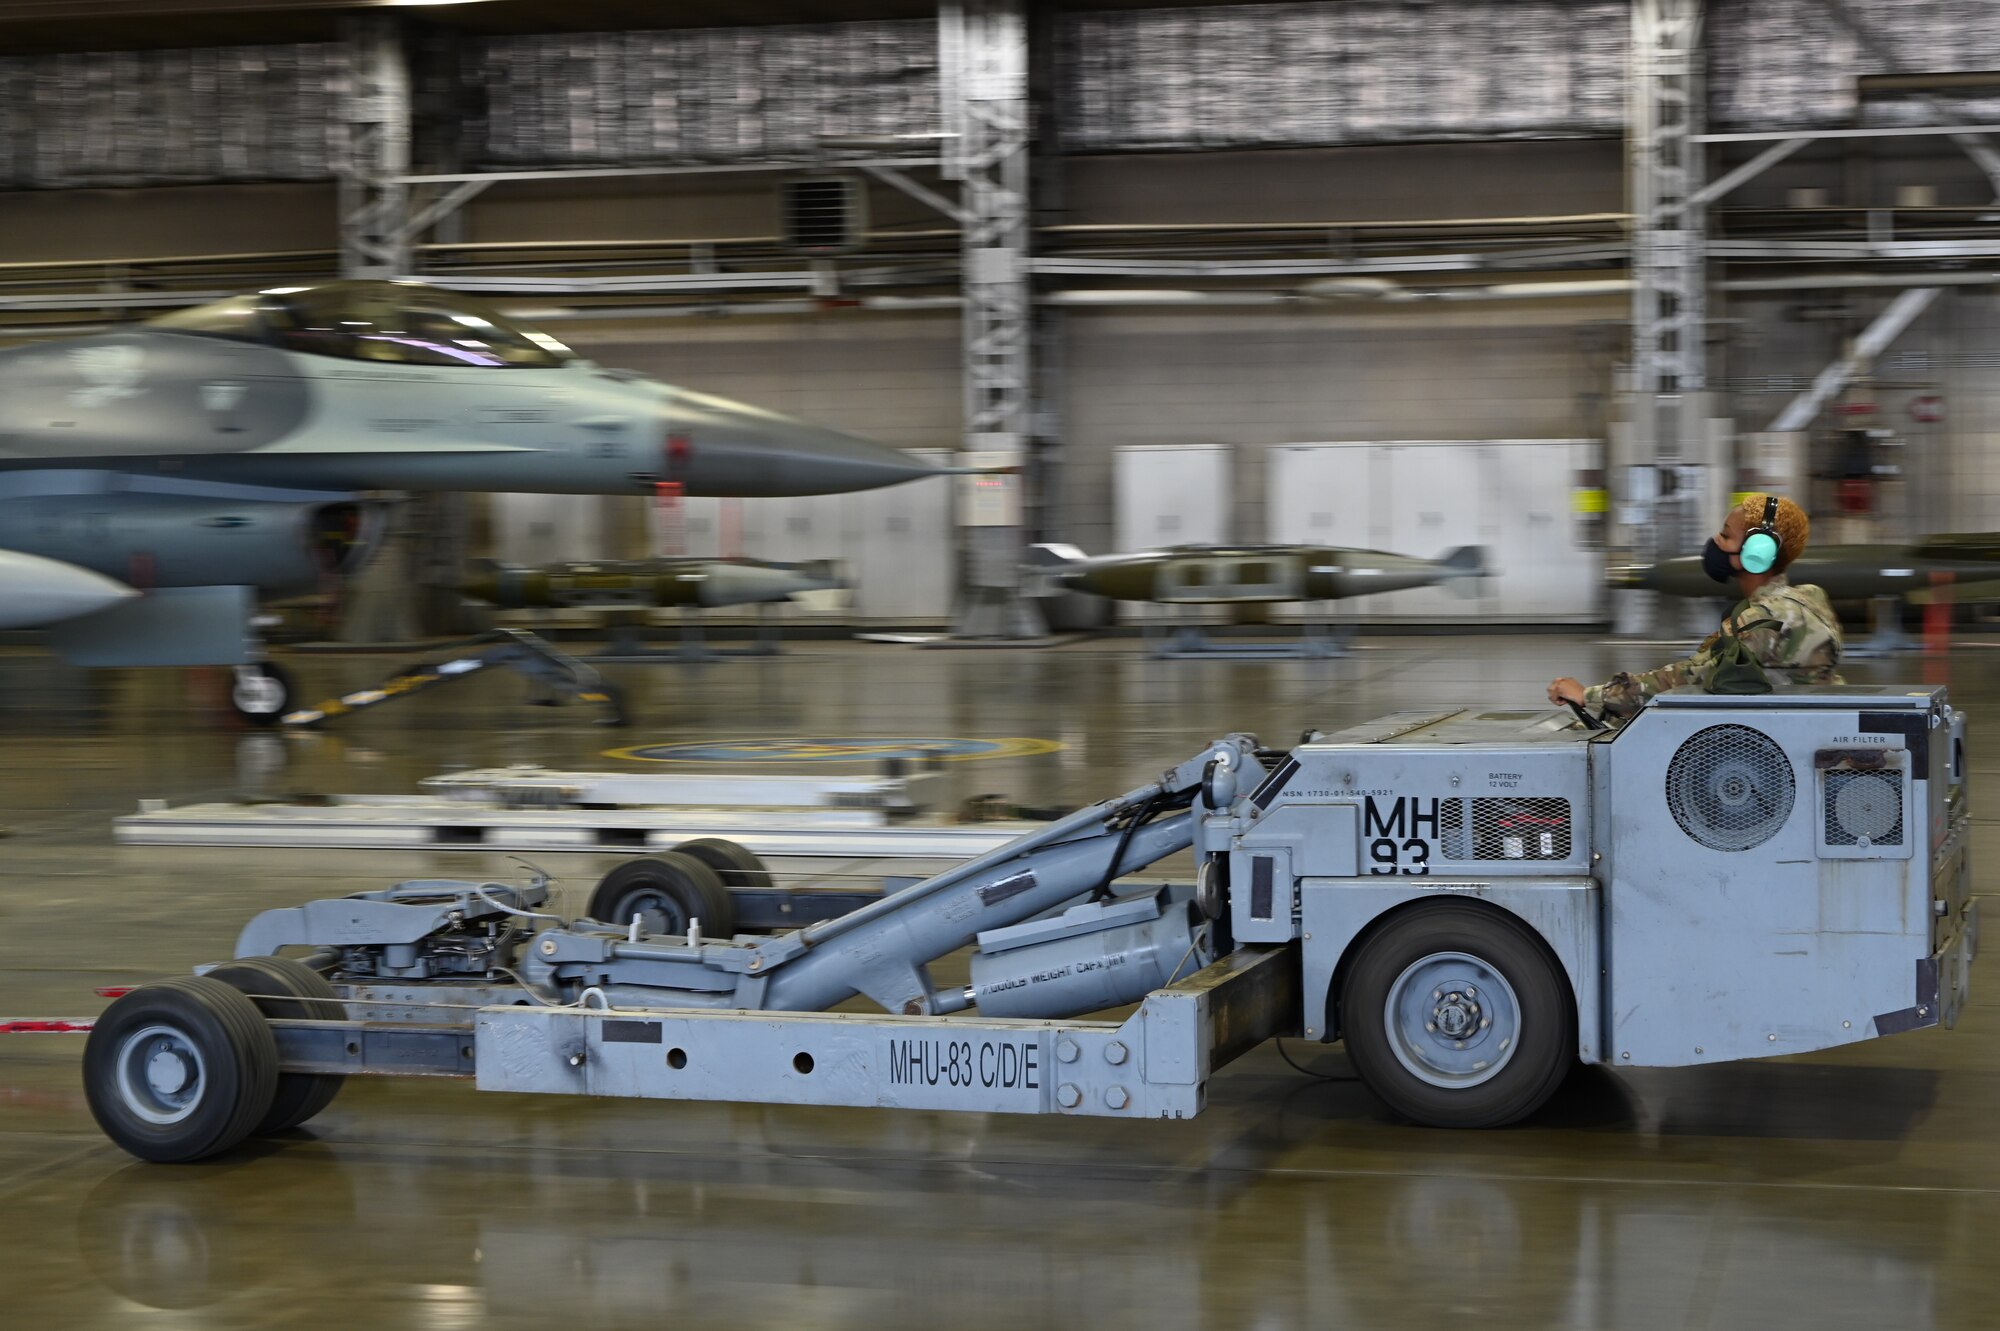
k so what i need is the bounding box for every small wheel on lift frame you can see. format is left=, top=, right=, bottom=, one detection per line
left=1339, top=902, right=1575, bottom=1128
left=83, top=976, right=280, bottom=1163
left=671, top=837, right=774, bottom=891
left=205, top=956, right=347, bottom=1135
left=587, top=851, right=737, bottom=937
left=230, top=661, right=296, bottom=726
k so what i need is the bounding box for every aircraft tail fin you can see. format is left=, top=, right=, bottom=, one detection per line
left=1436, top=544, right=1491, bottom=599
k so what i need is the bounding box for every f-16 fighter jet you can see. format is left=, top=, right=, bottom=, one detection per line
left=0, top=280, right=942, bottom=719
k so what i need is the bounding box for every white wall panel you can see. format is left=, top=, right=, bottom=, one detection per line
left=1383, top=443, right=1491, bottom=621
left=1266, top=442, right=1382, bottom=614
left=491, top=495, right=616, bottom=566
left=1115, top=444, right=1233, bottom=623
left=641, top=450, right=953, bottom=625
left=848, top=450, right=954, bottom=622
left=1114, top=443, right=1234, bottom=550
left=1484, top=441, right=1596, bottom=619
left=1265, top=439, right=1599, bottom=623
left=669, top=498, right=727, bottom=559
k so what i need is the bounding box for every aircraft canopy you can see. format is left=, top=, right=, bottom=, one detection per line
left=149, top=280, right=575, bottom=369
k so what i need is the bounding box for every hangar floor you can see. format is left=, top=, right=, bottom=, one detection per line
left=0, top=633, right=1995, bottom=1329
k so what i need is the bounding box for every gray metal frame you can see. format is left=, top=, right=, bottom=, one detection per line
left=334, top=17, right=413, bottom=281
left=1626, top=0, right=1707, bottom=628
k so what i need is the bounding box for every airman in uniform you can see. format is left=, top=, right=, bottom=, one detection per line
left=1549, top=492, right=1843, bottom=718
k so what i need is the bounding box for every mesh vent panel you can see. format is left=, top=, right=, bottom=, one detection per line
left=1438, top=798, right=1572, bottom=860
left=1666, top=724, right=1796, bottom=852
left=1471, top=798, right=1571, bottom=860
left=1824, top=770, right=1903, bottom=846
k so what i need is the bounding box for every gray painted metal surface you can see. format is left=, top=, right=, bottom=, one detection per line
left=1601, top=689, right=1959, bottom=1063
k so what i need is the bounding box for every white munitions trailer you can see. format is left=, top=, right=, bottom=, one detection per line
left=82, top=687, right=1976, bottom=1162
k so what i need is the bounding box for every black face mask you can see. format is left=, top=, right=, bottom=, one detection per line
left=1701, top=538, right=1737, bottom=584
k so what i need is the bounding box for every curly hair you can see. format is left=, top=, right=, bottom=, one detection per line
left=1733, top=492, right=1810, bottom=572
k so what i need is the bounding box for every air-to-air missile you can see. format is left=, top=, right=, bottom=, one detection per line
left=464, top=558, right=848, bottom=611
left=1611, top=538, right=2000, bottom=604
left=1028, top=542, right=1488, bottom=603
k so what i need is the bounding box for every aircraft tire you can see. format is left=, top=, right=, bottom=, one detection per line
left=230, top=661, right=296, bottom=726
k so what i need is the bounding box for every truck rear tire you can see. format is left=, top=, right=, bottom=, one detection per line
left=588, top=852, right=736, bottom=937
left=205, top=956, right=346, bottom=1135
left=83, top=977, right=280, bottom=1163
left=1340, top=903, right=1574, bottom=1128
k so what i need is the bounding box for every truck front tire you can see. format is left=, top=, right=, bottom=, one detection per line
left=1341, top=902, right=1574, bottom=1128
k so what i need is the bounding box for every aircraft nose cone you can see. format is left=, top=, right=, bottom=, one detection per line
left=0, top=551, right=138, bottom=629
left=664, top=389, right=941, bottom=496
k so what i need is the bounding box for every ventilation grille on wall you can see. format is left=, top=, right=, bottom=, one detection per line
left=780, top=175, right=867, bottom=255
left=1439, top=797, right=1573, bottom=861
left=1666, top=724, right=1797, bottom=852
left=1823, top=769, right=1904, bottom=847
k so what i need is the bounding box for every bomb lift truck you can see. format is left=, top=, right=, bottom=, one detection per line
left=82, top=686, right=1976, bottom=1161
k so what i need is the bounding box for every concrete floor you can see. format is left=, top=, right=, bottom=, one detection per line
left=1, top=633, right=1996, bottom=1329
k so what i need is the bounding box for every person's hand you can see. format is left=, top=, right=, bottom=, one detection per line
left=1547, top=677, right=1586, bottom=706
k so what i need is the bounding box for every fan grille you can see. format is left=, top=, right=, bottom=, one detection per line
left=1665, top=724, right=1796, bottom=852
left=1824, top=770, right=1903, bottom=846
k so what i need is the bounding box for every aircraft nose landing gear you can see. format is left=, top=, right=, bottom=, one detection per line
left=231, top=662, right=296, bottom=726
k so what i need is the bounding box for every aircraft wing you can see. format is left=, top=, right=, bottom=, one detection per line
left=0, top=549, right=138, bottom=629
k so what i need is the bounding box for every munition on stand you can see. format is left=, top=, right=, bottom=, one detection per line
left=465, top=558, right=849, bottom=611
left=1613, top=537, right=2000, bottom=605
left=1026, top=543, right=1488, bottom=604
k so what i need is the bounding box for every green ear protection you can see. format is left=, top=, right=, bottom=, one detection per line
left=1740, top=495, right=1783, bottom=575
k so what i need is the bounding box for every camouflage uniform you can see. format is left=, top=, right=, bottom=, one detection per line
left=1584, top=574, right=1844, bottom=718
